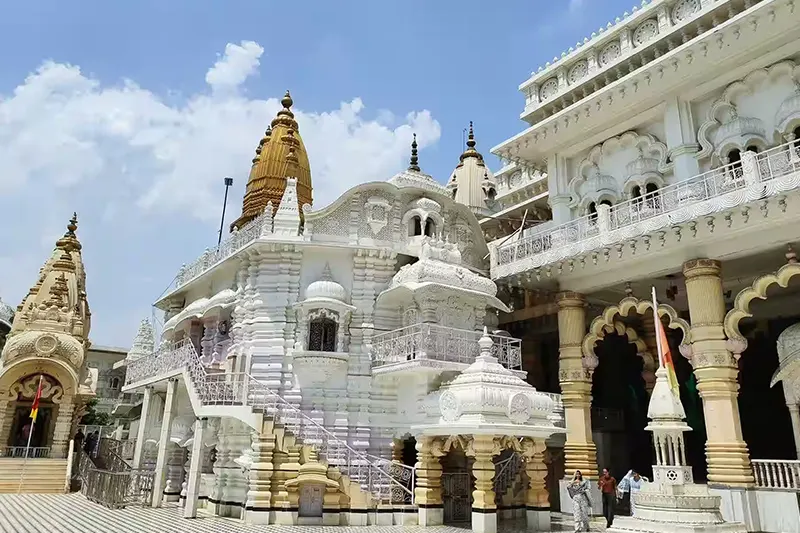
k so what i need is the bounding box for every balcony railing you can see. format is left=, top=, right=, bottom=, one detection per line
left=172, top=209, right=271, bottom=289
left=492, top=141, right=800, bottom=279
left=371, top=323, right=522, bottom=370
left=752, top=459, right=800, bottom=491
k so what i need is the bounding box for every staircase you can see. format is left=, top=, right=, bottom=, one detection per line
left=125, top=339, right=414, bottom=507
left=0, top=458, right=67, bottom=493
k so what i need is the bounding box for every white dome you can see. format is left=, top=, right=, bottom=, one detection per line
left=305, top=264, right=347, bottom=302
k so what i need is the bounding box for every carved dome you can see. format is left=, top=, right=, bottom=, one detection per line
left=389, top=134, right=448, bottom=196
left=305, top=264, right=347, bottom=302
left=232, top=91, right=313, bottom=230
left=712, top=111, right=767, bottom=153
left=126, top=319, right=155, bottom=362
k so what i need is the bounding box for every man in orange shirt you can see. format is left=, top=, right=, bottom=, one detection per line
left=598, top=468, right=617, bottom=528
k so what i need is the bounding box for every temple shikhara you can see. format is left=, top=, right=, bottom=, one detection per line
left=3, top=1, right=800, bottom=532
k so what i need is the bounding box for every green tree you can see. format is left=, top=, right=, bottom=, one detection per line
left=80, top=399, right=111, bottom=426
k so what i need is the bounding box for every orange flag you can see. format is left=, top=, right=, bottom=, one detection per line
left=29, top=376, right=43, bottom=422
left=651, top=288, right=680, bottom=396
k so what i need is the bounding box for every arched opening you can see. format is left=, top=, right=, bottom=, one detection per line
left=441, top=447, right=473, bottom=524
left=110, top=377, right=120, bottom=389
left=451, top=186, right=458, bottom=200
left=643, top=182, right=660, bottom=210
left=408, top=215, right=422, bottom=237
left=424, top=218, right=436, bottom=238
left=734, top=276, right=800, bottom=462
left=486, top=187, right=497, bottom=201
left=5, top=374, right=60, bottom=455
left=587, top=199, right=612, bottom=222
left=308, top=317, right=337, bottom=352
left=591, top=332, right=653, bottom=481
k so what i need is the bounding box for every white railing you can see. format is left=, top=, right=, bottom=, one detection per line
left=493, top=141, right=800, bottom=278
left=2, top=446, right=51, bottom=458
left=752, top=459, right=800, bottom=491
left=371, top=323, right=522, bottom=370
left=126, top=339, right=415, bottom=506
left=173, top=209, right=272, bottom=288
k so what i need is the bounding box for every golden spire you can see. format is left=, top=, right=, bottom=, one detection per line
left=408, top=133, right=420, bottom=172
left=458, top=121, right=485, bottom=168
left=232, top=90, right=313, bottom=229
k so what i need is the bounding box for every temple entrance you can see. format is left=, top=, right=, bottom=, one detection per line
left=8, top=404, right=53, bottom=450
left=591, top=332, right=653, bottom=480
left=441, top=449, right=472, bottom=524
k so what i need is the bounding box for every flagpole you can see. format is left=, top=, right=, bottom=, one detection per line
left=17, top=375, right=43, bottom=494
left=651, top=286, right=665, bottom=368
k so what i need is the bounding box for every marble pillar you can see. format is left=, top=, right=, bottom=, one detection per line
left=556, top=291, right=598, bottom=477
left=0, top=400, right=10, bottom=450
left=184, top=418, right=207, bottom=518
left=787, top=403, right=800, bottom=459
left=683, top=259, right=754, bottom=486
left=152, top=379, right=178, bottom=507
left=523, top=438, right=551, bottom=531
left=470, top=435, right=499, bottom=533
left=414, top=436, right=443, bottom=526
left=132, top=387, right=153, bottom=470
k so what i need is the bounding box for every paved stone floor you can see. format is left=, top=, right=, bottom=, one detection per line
left=0, top=493, right=608, bottom=532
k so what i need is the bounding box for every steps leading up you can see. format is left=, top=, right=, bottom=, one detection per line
left=0, top=459, right=68, bottom=493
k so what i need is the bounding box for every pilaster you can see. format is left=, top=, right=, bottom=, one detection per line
left=52, top=396, right=75, bottom=458
left=244, top=424, right=276, bottom=524
left=414, top=436, right=443, bottom=526
left=682, top=259, right=754, bottom=486
left=556, top=291, right=597, bottom=478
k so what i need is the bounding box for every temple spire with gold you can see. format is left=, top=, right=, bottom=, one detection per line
left=232, top=90, right=313, bottom=230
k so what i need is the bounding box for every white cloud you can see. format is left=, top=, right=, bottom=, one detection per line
left=0, top=40, right=442, bottom=346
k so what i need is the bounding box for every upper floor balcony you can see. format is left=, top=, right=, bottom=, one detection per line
left=370, top=323, right=522, bottom=376
left=517, top=0, right=750, bottom=124
left=490, top=140, right=800, bottom=285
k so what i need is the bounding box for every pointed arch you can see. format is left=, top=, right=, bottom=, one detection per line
left=582, top=296, right=691, bottom=370
left=724, top=262, right=800, bottom=342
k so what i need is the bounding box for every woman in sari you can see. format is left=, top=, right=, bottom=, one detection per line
left=567, top=470, right=592, bottom=532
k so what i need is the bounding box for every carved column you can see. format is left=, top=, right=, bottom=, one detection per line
left=153, top=378, right=178, bottom=507
left=0, top=400, right=11, bottom=450
left=786, top=401, right=800, bottom=460
left=244, top=424, right=276, bottom=524
left=414, top=436, right=443, bottom=526
left=523, top=438, right=550, bottom=532
left=200, top=318, right=218, bottom=365
left=469, top=435, right=500, bottom=533
left=556, top=292, right=598, bottom=478
left=52, top=396, right=75, bottom=458
left=683, top=259, right=754, bottom=486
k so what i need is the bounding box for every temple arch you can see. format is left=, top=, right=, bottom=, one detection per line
left=724, top=260, right=800, bottom=344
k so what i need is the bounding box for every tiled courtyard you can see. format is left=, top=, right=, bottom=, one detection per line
left=0, top=493, right=608, bottom=532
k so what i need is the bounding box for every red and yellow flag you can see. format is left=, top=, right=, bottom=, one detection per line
left=29, top=375, right=43, bottom=422
left=651, top=288, right=680, bottom=396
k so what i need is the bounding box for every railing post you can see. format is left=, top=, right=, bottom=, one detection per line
left=741, top=150, right=761, bottom=187
left=597, top=203, right=611, bottom=235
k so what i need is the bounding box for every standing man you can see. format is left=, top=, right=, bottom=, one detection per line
left=598, top=467, right=617, bottom=528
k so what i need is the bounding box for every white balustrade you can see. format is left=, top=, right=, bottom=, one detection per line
left=3, top=446, right=51, bottom=458
left=122, top=339, right=415, bottom=505
left=371, top=323, right=523, bottom=370
left=752, top=459, right=800, bottom=491
left=493, top=141, right=800, bottom=279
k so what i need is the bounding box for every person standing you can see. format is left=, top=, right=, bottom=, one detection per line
left=617, top=470, right=634, bottom=515
left=567, top=470, right=592, bottom=532
left=598, top=468, right=617, bottom=528
left=628, top=471, right=648, bottom=516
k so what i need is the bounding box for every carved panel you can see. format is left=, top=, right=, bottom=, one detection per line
left=632, top=19, right=659, bottom=47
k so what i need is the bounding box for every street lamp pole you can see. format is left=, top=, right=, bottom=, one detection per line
left=217, top=177, right=233, bottom=246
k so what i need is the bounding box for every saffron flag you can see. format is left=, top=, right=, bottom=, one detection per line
left=651, top=287, right=680, bottom=396
left=29, top=375, right=43, bottom=422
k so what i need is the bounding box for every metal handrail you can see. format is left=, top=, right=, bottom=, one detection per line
left=132, top=338, right=415, bottom=505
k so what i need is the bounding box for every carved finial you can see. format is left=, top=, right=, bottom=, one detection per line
left=321, top=263, right=333, bottom=281
left=281, top=90, right=293, bottom=110
left=625, top=282, right=633, bottom=297
left=408, top=133, right=420, bottom=172
left=466, top=121, right=476, bottom=149
left=478, top=326, right=495, bottom=360
left=787, top=244, right=798, bottom=264
left=67, top=212, right=78, bottom=234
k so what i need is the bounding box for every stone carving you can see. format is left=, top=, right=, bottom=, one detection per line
left=568, top=60, right=589, bottom=85
left=365, top=196, right=392, bottom=235
left=672, top=0, right=701, bottom=23
left=599, top=42, right=621, bottom=67
left=507, top=393, right=532, bottom=424
left=539, top=78, right=559, bottom=101
left=632, top=19, right=659, bottom=47
left=439, top=390, right=461, bottom=422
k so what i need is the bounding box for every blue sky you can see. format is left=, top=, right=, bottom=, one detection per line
left=0, top=0, right=635, bottom=347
